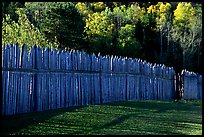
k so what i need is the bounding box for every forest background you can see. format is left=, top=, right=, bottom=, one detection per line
left=2, top=2, right=202, bottom=74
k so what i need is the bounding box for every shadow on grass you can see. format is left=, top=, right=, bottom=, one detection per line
left=84, top=100, right=202, bottom=135
left=1, top=105, right=86, bottom=135
left=1, top=100, right=202, bottom=135
left=102, top=100, right=202, bottom=113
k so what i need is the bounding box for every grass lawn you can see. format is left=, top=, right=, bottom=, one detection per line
left=1, top=100, right=202, bottom=135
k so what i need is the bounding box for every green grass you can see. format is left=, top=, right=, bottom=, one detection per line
left=1, top=100, right=202, bottom=135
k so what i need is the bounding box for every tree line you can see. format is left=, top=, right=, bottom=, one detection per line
left=2, top=2, right=202, bottom=74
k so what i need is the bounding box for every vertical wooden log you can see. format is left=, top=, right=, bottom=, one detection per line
left=102, top=73, right=106, bottom=103
left=68, top=74, right=73, bottom=106
left=133, top=75, right=136, bottom=100
left=38, top=73, right=42, bottom=112
left=162, top=65, right=165, bottom=100
left=93, top=73, right=97, bottom=104
left=152, top=65, right=156, bottom=100
left=85, top=74, right=90, bottom=105
left=49, top=73, right=53, bottom=109
left=40, top=73, right=45, bottom=111
left=98, top=55, right=102, bottom=104
left=115, top=74, right=119, bottom=102
left=123, top=74, right=126, bottom=101
left=65, top=74, right=69, bottom=107
left=198, top=75, right=202, bottom=99
left=45, top=73, right=49, bottom=111
left=81, top=53, right=85, bottom=106
left=76, top=74, right=80, bottom=106
left=9, top=72, right=13, bottom=115
left=192, top=73, right=198, bottom=99
left=70, top=73, right=74, bottom=107
left=29, top=74, right=34, bottom=112
left=53, top=49, right=57, bottom=109
left=26, top=74, right=31, bottom=113
left=6, top=45, right=11, bottom=69
left=15, top=73, right=20, bottom=114
left=14, top=73, right=19, bottom=114
left=60, top=73, right=65, bottom=108
left=118, top=75, right=122, bottom=101
left=70, top=73, right=74, bottom=106
left=129, top=75, right=132, bottom=100
left=10, top=44, right=14, bottom=69
left=11, top=58, right=17, bottom=115
left=21, top=74, right=26, bottom=114
left=30, top=45, right=37, bottom=112
left=5, top=72, right=9, bottom=115
left=44, top=48, right=49, bottom=110
left=157, top=65, right=161, bottom=100
left=84, top=74, right=88, bottom=105
left=106, top=74, right=109, bottom=103
left=82, top=74, right=86, bottom=106
left=16, top=44, right=20, bottom=68
left=23, top=73, right=27, bottom=113
left=136, top=76, right=139, bottom=100
left=166, top=67, right=170, bottom=99
left=47, top=49, right=51, bottom=110
left=77, top=73, right=81, bottom=106
left=2, top=71, right=5, bottom=116
left=65, top=73, right=69, bottom=107
left=194, top=73, right=198, bottom=99
left=37, top=47, right=42, bottom=112
left=56, top=51, right=59, bottom=109
left=96, top=73, right=101, bottom=104
left=91, top=54, right=94, bottom=104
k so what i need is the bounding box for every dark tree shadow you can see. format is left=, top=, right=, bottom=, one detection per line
left=1, top=105, right=85, bottom=135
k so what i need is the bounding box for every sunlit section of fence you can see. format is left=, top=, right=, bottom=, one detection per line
left=3, top=43, right=197, bottom=116
left=182, top=70, right=202, bottom=100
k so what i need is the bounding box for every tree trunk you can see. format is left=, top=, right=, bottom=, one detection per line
left=160, top=28, right=163, bottom=63
left=182, top=50, right=186, bottom=69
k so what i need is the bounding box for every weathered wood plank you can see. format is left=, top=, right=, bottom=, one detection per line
left=75, top=74, right=79, bottom=106
left=2, top=72, right=5, bottom=116
left=78, top=74, right=82, bottom=106
left=13, top=73, right=18, bottom=115
left=16, top=73, right=21, bottom=114
left=7, top=72, right=11, bottom=115
left=25, top=74, right=30, bottom=113
left=30, top=74, right=34, bottom=112
left=60, top=74, right=65, bottom=108
left=5, top=72, right=9, bottom=115
left=86, top=74, right=91, bottom=105
left=56, top=52, right=60, bottom=108
left=197, top=75, right=202, bottom=99
left=66, top=74, right=71, bottom=107
left=21, top=45, right=28, bottom=69
left=80, top=74, right=85, bottom=106
left=2, top=44, right=189, bottom=116
left=67, top=74, right=71, bottom=107
left=41, top=73, right=46, bottom=111
left=69, top=74, right=74, bottom=106
left=19, top=73, right=24, bottom=114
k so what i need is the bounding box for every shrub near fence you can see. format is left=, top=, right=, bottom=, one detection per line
left=182, top=70, right=202, bottom=100
left=2, top=44, right=176, bottom=116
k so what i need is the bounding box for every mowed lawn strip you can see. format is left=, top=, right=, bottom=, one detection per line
left=1, top=100, right=202, bottom=135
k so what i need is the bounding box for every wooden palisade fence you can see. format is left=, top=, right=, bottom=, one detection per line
left=1, top=43, right=198, bottom=116
left=182, top=70, right=202, bottom=99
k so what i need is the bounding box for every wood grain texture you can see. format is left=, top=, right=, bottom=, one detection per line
left=3, top=44, right=202, bottom=116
